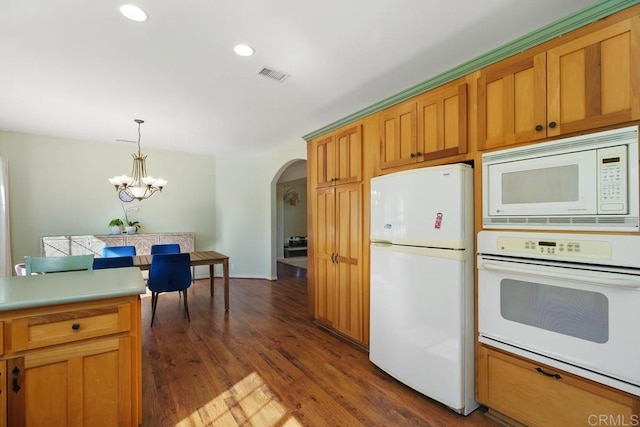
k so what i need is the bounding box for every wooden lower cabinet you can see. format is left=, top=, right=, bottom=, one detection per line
left=0, top=296, right=141, bottom=426
left=313, top=184, right=363, bottom=343
left=477, top=345, right=640, bottom=426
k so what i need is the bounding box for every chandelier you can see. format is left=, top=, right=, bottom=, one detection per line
left=108, top=119, right=167, bottom=202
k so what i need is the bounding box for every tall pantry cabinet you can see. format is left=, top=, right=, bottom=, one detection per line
left=309, top=125, right=365, bottom=344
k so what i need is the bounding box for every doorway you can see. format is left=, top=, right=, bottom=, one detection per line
left=271, top=159, right=307, bottom=279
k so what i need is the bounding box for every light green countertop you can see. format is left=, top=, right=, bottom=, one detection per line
left=0, top=267, right=146, bottom=311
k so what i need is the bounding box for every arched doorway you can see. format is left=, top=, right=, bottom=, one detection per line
left=270, top=159, right=306, bottom=279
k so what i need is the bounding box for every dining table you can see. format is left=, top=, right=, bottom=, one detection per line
left=133, top=250, right=230, bottom=311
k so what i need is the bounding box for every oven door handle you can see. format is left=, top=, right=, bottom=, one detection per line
left=480, top=262, right=640, bottom=289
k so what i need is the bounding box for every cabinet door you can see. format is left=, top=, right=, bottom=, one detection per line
left=380, top=101, right=418, bottom=169
left=334, top=184, right=362, bottom=342
left=477, top=53, right=547, bottom=150
left=417, top=82, right=468, bottom=161
left=333, top=125, right=362, bottom=185
left=477, top=346, right=640, bottom=426
left=314, top=187, right=336, bottom=326
left=0, top=360, right=5, bottom=426
left=314, top=135, right=336, bottom=188
left=8, top=337, right=133, bottom=426
left=547, top=16, right=640, bottom=137
left=313, top=126, right=362, bottom=188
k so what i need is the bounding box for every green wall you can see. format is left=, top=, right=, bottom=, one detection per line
left=0, top=130, right=216, bottom=265
left=0, top=130, right=307, bottom=279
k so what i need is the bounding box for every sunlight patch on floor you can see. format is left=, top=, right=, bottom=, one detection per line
left=177, top=372, right=303, bottom=427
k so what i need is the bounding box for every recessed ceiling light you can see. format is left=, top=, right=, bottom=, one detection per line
left=234, top=44, right=254, bottom=57
left=119, top=4, right=148, bottom=22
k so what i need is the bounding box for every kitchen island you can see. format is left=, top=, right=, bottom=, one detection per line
left=0, top=267, right=145, bottom=426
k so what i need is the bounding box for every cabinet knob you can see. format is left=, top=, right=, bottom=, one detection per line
left=535, top=124, right=543, bottom=131
left=416, top=152, right=422, bottom=156
left=72, top=323, right=80, bottom=330
left=410, top=153, right=416, bottom=158
left=548, top=121, right=557, bottom=128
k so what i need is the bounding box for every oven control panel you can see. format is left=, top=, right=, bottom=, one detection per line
left=495, top=236, right=612, bottom=260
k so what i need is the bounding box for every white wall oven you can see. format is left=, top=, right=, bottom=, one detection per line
left=482, top=125, right=639, bottom=231
left=478, top=231, right=640, bottom=396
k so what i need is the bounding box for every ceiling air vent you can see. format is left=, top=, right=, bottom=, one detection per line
left=258, top=67, right=289, bottom=82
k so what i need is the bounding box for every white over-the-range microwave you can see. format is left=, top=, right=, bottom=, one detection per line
left=482, top=125, right=639, bottom=231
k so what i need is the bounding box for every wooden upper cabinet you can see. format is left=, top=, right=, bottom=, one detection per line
left=380, top=81, right=468, bottom=170
left=477, top=53, right=547, bottom=150
left=417, top=81, right=468, bottom=161
left=380, top=101, right=417, bottom=169
left=314, top=135, right=335, bottom=188
left=547, top=16, right=640, bottom=137
left=478, top=15, right=640, bottom=150
left=314, top=125, right=362, bottom=188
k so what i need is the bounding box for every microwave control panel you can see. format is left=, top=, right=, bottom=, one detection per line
left=495, top=236, right=612, bottom=260
left=597, top=145, right=628, bottom=213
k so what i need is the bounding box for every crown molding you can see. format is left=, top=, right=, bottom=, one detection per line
left=303, top=0, right=640, bottom=141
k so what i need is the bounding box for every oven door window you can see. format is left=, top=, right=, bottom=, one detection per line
left=500, top=278, right=608, bottom=343
left=478, top=257, right=640, bottom=391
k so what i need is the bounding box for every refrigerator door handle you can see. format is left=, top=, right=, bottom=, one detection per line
left=371, top=239, right=393, bottom=246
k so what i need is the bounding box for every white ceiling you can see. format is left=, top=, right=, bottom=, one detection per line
left=0, top=0, right=599, bottom=156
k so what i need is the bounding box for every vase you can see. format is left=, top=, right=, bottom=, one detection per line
left=108, top=225, right=123, bottom=235
left=124, top=226, right=137, bottom=234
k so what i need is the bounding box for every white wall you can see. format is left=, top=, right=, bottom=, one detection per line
left=0, top=130, right=216, bottom=266
left=214, top=138, right=306, bottom=279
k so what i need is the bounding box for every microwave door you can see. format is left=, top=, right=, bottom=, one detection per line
left=487, top=149, right=597, bottom=217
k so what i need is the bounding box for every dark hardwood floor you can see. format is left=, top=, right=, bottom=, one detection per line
left=141, top=263, right=500, bottom=426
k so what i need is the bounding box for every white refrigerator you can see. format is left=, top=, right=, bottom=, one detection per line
left=369, top=163, right=479, bottom=415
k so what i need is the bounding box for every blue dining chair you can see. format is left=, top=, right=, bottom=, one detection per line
left=103, top=245, right=137, bottom=258
left=147, top=253, right=192, bottom=327
left=93, top=256, right=134, bottom=270
left=150, top=244, right=181, bottom=254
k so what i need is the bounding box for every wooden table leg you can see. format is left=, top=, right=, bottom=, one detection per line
left=223, top=259, right=229, bottom=311
left=209, top=264, right=214, bottom=297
